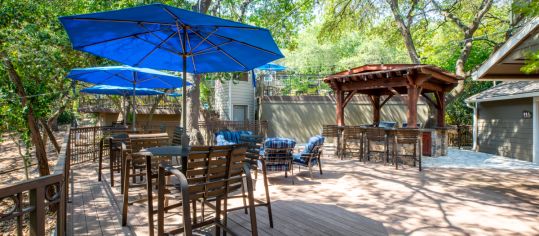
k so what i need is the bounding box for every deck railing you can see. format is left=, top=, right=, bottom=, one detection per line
left=0, top=133, right=69, bottom=236
left=448, top=125, right=473, bottom=149
left=78, top=95, right=181, bottom=113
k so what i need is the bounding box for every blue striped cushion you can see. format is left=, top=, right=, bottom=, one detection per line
left=262, top=138, right=296, bottom=172
left=301, top=135, right=325, bottom=155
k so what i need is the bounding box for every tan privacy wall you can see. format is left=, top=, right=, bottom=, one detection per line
left=477, top=98, right=533, bottom=161
left=260, top=96, right=428, bottom=142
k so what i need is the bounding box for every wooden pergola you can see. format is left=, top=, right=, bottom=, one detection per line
left=324, top=64, right=461, bottom=128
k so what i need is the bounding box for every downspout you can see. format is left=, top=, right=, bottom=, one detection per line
left=466, top=101, right=478, bottom=151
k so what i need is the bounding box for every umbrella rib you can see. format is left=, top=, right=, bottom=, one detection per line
left=135, top=31, right=178, bottom=66
left=66, top=17, right=176, bottom=26
left=192, top=41, right=234, bottom=55
left=189, top=30, right=247, bottom=69
left=133, top=35, right=182, bottom=56
left=210, top=32, right=280, bottom=56
left=190, top=28, right=219, bottom=52
left=75, top=28, right=164, bottom=49
left=161, top=6, right=187, bottom=27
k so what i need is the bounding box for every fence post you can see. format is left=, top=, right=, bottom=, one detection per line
left=29, top=187, right=45, bottom=236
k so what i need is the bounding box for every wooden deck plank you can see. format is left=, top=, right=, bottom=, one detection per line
left=66, top=154, right=539, bottom=236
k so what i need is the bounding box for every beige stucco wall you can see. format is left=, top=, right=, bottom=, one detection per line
left=477, top=98, right=533, bottom=161
left=260, top=96, right=428, bottom=142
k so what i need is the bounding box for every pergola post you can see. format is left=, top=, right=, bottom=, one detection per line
left=407, top=85, right=419, bottom=128
left=336, top=89, right=345, bottom=126
left=370, top=95, right=381, bottom=126
left=435, top=91, right=445, bottom=127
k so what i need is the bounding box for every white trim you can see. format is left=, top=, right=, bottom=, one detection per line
left=228, top=79, right=232, bottom=120
left=534, top=97, right=539, bottom=164
left=466, top=91, right=539, bottom=103
left=472, top=17, right=539, bottom=81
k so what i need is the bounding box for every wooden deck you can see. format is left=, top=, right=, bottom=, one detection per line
left=67, top=153, right=539, bottom=236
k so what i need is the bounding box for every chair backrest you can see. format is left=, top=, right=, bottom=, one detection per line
left=395, top=129, right=421, bottom=144
left=302, top=135, right=325, bottom=154
left=263, top=138, right=296, bottom=170
left=366, top=128, right=386, bottom=142
left=322, top=125, right=339, bottom=138
left=172, top=126, right=184, bottom=145
left=127, top=133, right=170, bottom=154
left=344, top=126, right=364, bottom=139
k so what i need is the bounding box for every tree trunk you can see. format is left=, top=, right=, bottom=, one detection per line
left=187, top=74, right=204, bottom=145
left=145, top=93, right=167, bottom=127
left=1, top=51, right=50, bottom=176
left=388, top=0, right=421, bottom=64
left=41, top=119, right=61, bottom=153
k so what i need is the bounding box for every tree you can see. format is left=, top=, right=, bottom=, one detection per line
left=316, top=0, right=509, bottom=125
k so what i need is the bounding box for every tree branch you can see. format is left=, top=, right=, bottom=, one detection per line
left=432, top=0, right=469, bottom=31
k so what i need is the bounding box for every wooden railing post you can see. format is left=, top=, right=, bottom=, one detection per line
left=29, top=187, right=45, bottom=236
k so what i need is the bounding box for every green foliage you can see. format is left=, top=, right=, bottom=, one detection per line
left=446, top=79, right=493, bottom=125
left=515, top=0, right=539, bottom=74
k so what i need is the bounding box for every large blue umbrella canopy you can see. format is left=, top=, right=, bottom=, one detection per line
left=80, top=85, right=164, bottom=96
left=256, top=63, right=286, bottom=71
left=60, top=3, right=284, bottom=144
left=67, top=65, right=186, bottom=88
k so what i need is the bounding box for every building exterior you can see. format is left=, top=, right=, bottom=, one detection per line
left=466, top=82, right=538, bottom=162
left=214, top=73, right=256, bottom=122
left=469, top=17, right=539, bottom=163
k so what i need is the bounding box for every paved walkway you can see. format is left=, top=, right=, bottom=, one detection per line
left=423, top=148, right=539, bottom=169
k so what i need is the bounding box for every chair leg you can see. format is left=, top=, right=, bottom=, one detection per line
left=241, top=177, right=248, bottom=214
left=262, top=161, right=273, bottom=228
left=122, top=158, right=130, bottom=226
left=215, top=198, right=222, bottom=236
left=318, top=157, right=323, bottom=175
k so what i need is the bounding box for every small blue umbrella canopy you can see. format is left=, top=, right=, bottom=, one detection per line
left=256, top=63, right=286, bottom=71
left=80, top=85, right=164, bottom=125
left=60, top=3, right=284, bottom=144
left=67, top=65, right=187, bottom=88
left=67, top=65, right=188, bottom=130
left=80, top=85, right=164, bottom=96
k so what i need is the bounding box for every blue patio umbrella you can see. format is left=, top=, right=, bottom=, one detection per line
left=60, top=3, right=284, bottom=144
left=80, top=85, right=164, bottom=125
left=67, top=65, right=188, bottom=129
left=256, top=63, right=286, bottom=71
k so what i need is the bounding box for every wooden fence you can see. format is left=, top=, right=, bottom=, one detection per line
left=0, top=134, right=69, bottom=236
left=448, top=125, right=473, bottom=149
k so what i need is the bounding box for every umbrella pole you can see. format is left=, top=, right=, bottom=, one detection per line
left=181, top=25, right=189, bottom=147
left=132, top=82, right=136, bottom=131
left=123, top=95, right=127, bottom=125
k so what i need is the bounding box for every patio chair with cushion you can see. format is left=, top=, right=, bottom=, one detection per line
left=293, top=135, right=324, bottom=178
left=261, top=138, right=296, bottom=180
left=365, top=128, right=389, bottom=164
left=378, top=121, right=397, bottom=128
left=215, top=130, right=253, bottom=145
left=392, top=128, right=422, bottom=171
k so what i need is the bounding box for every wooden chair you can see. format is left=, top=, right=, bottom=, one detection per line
left=392, top=129, right=422, bottom=171
left=365, top=128, right=389, bottom=164
left=157, top=146, right=258, bottom=236
left=342, top=126, right=365, bottom=160
left=322, top=125, right=340, bottom=158
left=171, top=126, right=185, bottom=145
left=121, top=133, right=170, bottom=226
